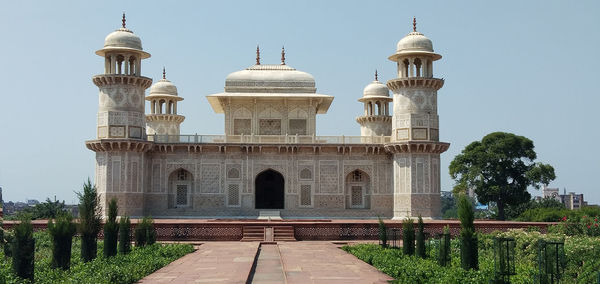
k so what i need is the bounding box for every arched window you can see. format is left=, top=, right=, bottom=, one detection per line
left=414, top=58, right=422, bottom=77
left=346, top=170, right=370, bottom=209
left=299, top=168, right=312, bottom=180
left=168, top=169, right=193, bottom=208
left=403, top=59, right=410, bottom=78
left=227, top=168, right=240, bottom=179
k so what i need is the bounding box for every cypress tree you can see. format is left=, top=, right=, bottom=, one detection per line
left=402, top=218, right=415, bottom=256
left=416, top=216, right=426, bottom=258
left=48, top=213, right=76, bottom=270
left=12, top=216, right=34, bottom=281
left=103, top=198, right=119, bottom=257
left=378, top=217, right=387, bottom=247
left=458, top=194, right=478, bottom=270
left=438, top=225, right=451, bottom=266
left=118, top=216, right=131, bottom=254
left=135, top=216, right=157, bottom=247
left=77, top=179, right=102, bottom=262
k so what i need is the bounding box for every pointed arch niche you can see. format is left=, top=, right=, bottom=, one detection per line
left=168, top=169, right=193, bottom=208
left=345, top=169, right=371, bottom=209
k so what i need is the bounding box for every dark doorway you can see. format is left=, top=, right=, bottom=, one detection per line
left=255, top=169, right=284, bottom=209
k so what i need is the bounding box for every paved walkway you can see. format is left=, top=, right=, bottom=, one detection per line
left=138, top=241, right=392, bottom=284
left=138, top=242, right=258, bottom=283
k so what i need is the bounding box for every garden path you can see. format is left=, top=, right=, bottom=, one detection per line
left=138, top=241, right=392, bottom=284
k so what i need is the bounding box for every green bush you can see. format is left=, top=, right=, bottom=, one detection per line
left=12, top=216, right=35, bottom=281
left=103, top=198, right=119, bottom=258
left=416, top=216, right=426, bottom=258
left=135, top=217, right=156, bottom=247
left=402, top=218, right=415, bottom=256
left=378, top=217, right=387, bottom=247
left=47, top=214, right=76, bottom=270
left=77, top=179, right=102, bottom=262
left=0, top=230, right=194, bottom=284
left=458, top=194, right=478, bottom=270
left=119, top=216, right=132, bottom=254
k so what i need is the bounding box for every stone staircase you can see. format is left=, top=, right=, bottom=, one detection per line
left=257, top=210, right=282, bottom=220
left=241, top=225, right=296, bottom=242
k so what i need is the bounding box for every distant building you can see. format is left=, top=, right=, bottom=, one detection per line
left=542, top=186, right=587, bottom=210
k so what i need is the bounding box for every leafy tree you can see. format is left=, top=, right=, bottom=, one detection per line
left=77, top=179, right=102, bottom=262
left=118, top=216, right=131, bottom=254
left=458, top=194, right=478, bottom=270
left=449, top=132, right=556, bottom=220
left=48, top=213, right=76, bottom=270
left=28, top=198, right=66, bottom=220
left=12, top=215, right=34, bottom=281
left=378, top=217, right=387, bottom=247
left=416, top=216, right=426, bottom=258
left=103, top=198, right=119, bottom=257
left=441, top=193, right=458, bottom=219
left=402, top=218, right=415, bottom=256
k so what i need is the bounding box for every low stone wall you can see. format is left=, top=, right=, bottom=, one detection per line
left=2, top=219, right=555, bottom=241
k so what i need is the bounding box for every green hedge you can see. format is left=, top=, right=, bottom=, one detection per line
left=0, top=231, right=194, bottom=284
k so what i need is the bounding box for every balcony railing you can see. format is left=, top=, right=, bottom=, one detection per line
left=147, top=134, right=391, bottom=144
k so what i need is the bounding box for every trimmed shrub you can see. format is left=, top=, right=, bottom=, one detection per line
left=416, top=216, right=426, bottom=258
left=402, top=218, right=415, bottom=256
left=12, top=216, right=34, bottom=281
left=103, top=198, right=119, bottom=257
left=458, top=194, right=478, bottom=270
left=77, top=179, right=102, bottom=262
left=48, top=214, right=76, bottom=270
left=118, top=215, right=132, bottom=254
left=378, top=217, right=387, bottom=247
left=135, top=216, right=157, bottom=247
left=438, top=225, right=451, bottom=266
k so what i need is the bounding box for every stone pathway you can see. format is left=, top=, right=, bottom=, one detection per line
left=138, top=242, right=258, bottom=283
left=138, top=241, right=392, bottom=284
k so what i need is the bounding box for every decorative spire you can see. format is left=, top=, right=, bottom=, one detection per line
left=122, top=13, right=126, bottom=29
left=162, top=67, right=166, bottom=79
left=256, top=45, right=260, bottom=65
left=281, top=46, right=286, bottom=65
left=413, top=17, right=417, bottom=32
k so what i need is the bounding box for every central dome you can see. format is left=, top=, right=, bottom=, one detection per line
left=224, top=64, right=316, bottom=93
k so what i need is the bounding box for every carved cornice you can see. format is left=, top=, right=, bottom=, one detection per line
left=85, top=139, right=153, bottom=152
left=386, top=77, right=444, bottom=91
left=384, top=141, right=450, bottom=154
left=356, top=116, right=392, bottom=124
left=150, top=143, right=388, bottom=155
left=92, top=74, right=152, bottom=89
left=146, top=114, right=185, bottom=123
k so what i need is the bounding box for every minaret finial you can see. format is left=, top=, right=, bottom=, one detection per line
left=162, top=67, right=166, bottom=79
left=413, top=17, right=416, bottom=32
left=256, top=45, right=260, bottom=65
left=281, top=46, right=286, bottom=65
left=375, top=69, right=378, bottom=81
left=122, top=13, right=126, bottom=29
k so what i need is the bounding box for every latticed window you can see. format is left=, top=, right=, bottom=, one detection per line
left=227, top=184, right=240, bottom=206
left=299, top=168, right=312, bottom=180
left=177, top=170, right=187, bottom=181
left=351, top=186, right=363, bottom=206
left=176, top=184, right=188, bottom=206
left=351, top=170, right=363, bottom=182
left=300, top=185, right=312, bottom=206
left=227, top=168, right=240, bottom=179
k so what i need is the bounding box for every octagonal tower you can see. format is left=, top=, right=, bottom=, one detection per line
left=386, top=19, right=450, bottom=219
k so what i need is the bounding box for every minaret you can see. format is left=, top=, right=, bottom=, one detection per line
left=385, top=18, right=449, bottom=219
left=356, top=70, right=392, bottom=136
left=146, top=68, right=185, bottom=141
left=86, top=14, right=153, bottom=217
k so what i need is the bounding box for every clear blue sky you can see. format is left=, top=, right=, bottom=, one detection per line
left=0, top=1, right=598, bottom=205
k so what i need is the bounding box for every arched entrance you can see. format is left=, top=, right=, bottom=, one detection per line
left=255, top=169, right=284, bottom=209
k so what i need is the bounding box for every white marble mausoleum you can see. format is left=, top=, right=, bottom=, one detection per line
left=86, top=16, right=449, bottom=219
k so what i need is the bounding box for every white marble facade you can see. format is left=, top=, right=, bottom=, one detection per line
left=87, top=17, right=448, bottom=219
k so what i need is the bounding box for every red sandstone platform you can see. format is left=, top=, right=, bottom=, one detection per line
left=3, top=218, right=554, bottom=241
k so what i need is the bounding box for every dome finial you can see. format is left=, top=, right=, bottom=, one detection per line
left=256, top=45, right=261, bottom=65
left=162, top=67, right=166, bottom=79
left=122, top=13, right=126, bottom=29
left=375, top=69, right=378, bottom=81
left=281, top=46, right=286, bottom=65
left=413, top=17, right=417, bottom=32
